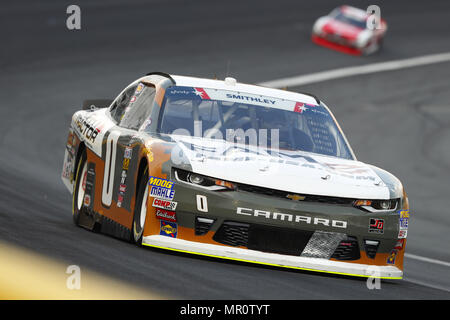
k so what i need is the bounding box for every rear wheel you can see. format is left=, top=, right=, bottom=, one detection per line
left=132, top=168, right=149, bottom=245
left=72, top=151, right=87, bottom=226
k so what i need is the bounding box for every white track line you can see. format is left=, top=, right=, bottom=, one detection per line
left=258, top=52, right=450, bottom=88
left=259, top=51, right=450, bottom=272
left=403, top=277, right=450, bottom=293
left=405, top=253, right=450, bottom=268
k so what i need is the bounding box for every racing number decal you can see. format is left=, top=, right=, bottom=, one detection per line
left=102, top=130, right=121, bottom=206
left=196, top=195, right=208, bottom=212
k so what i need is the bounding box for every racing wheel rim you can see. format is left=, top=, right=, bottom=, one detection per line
left=77, top=161, right=88, bottom=211
left=139, top=184, right=149, bottom=231
left=132, top=169, right=149, bottom=244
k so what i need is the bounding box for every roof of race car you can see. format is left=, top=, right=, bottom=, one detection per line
left=169, top=74, right=320, bottom=106
left=339, top=5, right=368, bottom=20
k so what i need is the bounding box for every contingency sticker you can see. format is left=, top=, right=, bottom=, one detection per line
left=160, top=221, right=178, bottom=238
left=153, top=198, right=177, bottom=211
left=368, top=218, right=384, bottom=234
left=148, top=176, right=175, bottom=200
left=398, top=210, right=409, bottom=239
left=155, top=208, right=177, bottom=223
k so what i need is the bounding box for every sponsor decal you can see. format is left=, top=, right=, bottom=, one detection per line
left=177, top=141, right=377, bottom=181
left=160, top=221, right=177, bottom=238
left=66, top=131, right=76, bottom=156
left=74, top=114, right=103, bottom=144
left=148, top=176, right=174, bottom=189
left=153, top=198, right=177, bottom=211
left=286, top=194, right=305, bottom=201
left=130, top=96, right=137, bottom=103
left=62, top=151, right=74, bottom=180
left=83, top=194, right=91, bottom=207
left=166, top=86, right=319, bottom=112
left=135, top=83, right=144, bottom=95
left=117, top=146, right=133, bottom=208
left=83, top=163, right=96, bottom=208
left=394, top=239, right=405, bottom=250
left=66, top=131, right=75, bottom=148
left=150, top=186, right=175, bottom=200
left=387, top=250, right=398, bottom=264
left=398, top=210, right=409, bottom=228
left=294, top=102, right=308, bottom=114
left=369, top=218, right=384, bottom=234
left=122, top=158, right=130, bottom=170
left=225, top=93, right=275, bottom=105
left=194, top=88, right=211, bottom=100
left=236, top=207, right=347, bottom=229
left=144, top=147, right=154, bottom=162
left=399, top=217, right=408, bottom=229
left=398, top=230, right=407, bottom=239
left=124, top=146, right=133, bottom=159
left=397, top=209, right=409, bottom=239
left=120, top=170, right=127, bottom=184
left=117, top=193, right=124, bottom=207
left=141, top=118, right=152, bottom=131
left=155, top=208, right=177, bottom=222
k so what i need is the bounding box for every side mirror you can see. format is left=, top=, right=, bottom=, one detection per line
left=82, top=99, right=113, bottom=110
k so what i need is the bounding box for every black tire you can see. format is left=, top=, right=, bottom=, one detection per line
left=72, top=150, right=87, bottom=226
left=131, top=167, right=149, bottom=245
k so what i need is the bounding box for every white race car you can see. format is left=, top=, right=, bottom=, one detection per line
left=62, top=73, right=409, bottom=279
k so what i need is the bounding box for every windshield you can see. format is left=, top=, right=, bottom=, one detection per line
left=332, top=10, right=367, bottom=29
left=157, top=86, right=354, bottom=160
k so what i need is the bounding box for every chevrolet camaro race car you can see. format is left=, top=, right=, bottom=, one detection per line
left=61, top=72, right=409, bottom=279
left=312, top=5, right=387, bottom=55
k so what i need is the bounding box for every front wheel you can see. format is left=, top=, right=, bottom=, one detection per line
left=72, top=151, right=87, bottom=226
left=131, top=168, right=149, bottom=245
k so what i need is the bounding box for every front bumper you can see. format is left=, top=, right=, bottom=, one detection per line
left=143, top=174, right=407, bottom=279
left=312, top=34, right=363, bottom=56
left=142, top=235, right=403, bottom=279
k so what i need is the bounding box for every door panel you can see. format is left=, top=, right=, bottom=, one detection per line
left=102, top=130, right=121, bottom=207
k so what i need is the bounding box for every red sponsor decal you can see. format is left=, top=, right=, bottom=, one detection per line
left=194, top=88, right=211, bottom=100
left=152, top=198, right=177, bottom=210
left=369, top=218, right=384, bottom=234
left=83, top=194, right=91, bottom=207
left=155, top=208, right=177, bottom=222
left=293, top=102, right=315, bottom=113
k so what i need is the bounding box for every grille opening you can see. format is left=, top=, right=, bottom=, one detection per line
left=213, top=221, right=314, bottom=256
left=195, top=216, right=216, bottom=236
left=364, top=240, right=380, bottom=259
left=331, top=236, right=360, bottom=260
left=213, top=221, right=249, bottom=247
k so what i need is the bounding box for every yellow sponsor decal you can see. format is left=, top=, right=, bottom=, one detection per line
left=144, top=147, right=154, bottom=162
left=122, top=158, right=130, bottom=170
left=148, top=176, right=173, bottom=189
left=399, top=210, right=409, bottom=218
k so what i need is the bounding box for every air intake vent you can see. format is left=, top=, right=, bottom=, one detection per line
left=213, top=221, right=250, bottom=247
left=364, top=240, right=380, bottom=259
left=301, top=231, right=347, bottom=259
left=195, top=217, right=215, bottom=236
left=213, top=221, right=314, bottom=256
left=331, top=236, right=360, bottom=260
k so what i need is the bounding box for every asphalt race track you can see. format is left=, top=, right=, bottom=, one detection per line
left=1, top=0, right=449, bottom=299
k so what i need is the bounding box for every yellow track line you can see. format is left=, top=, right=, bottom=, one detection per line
left=0, top=241, right=168, bottom=300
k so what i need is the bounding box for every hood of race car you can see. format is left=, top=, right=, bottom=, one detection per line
left=322, top=19, right=362, bottom=41
left=169, top=135, right=391, bottom=200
